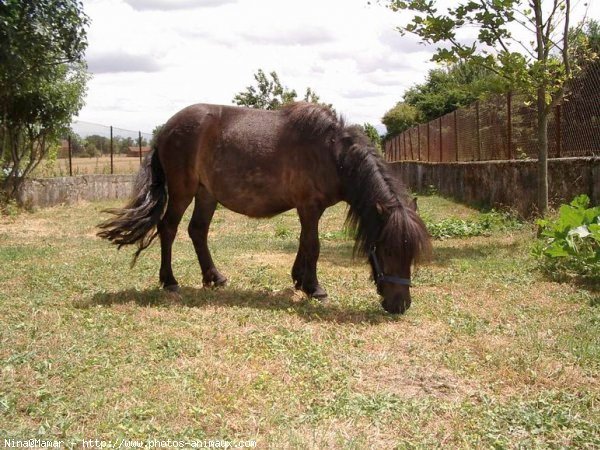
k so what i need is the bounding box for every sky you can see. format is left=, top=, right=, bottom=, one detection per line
left=77, top=0, right=598, bottom=135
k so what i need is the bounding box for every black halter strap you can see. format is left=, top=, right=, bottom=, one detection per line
left=369, top=246, right=412, bottom=294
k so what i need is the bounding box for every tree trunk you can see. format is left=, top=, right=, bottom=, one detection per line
left=537, top=87, right=549, bottom=215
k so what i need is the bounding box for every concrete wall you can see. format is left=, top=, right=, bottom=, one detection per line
left=389, top=157, right=600, bottom=217
left=17, top=174, right=135, bottom=208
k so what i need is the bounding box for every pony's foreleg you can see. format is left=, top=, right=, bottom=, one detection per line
left=291, top=251, right=306, bottom=290
left=189, top=186, right=227, bottom=287
left=296, top=206, right=327, bottom=299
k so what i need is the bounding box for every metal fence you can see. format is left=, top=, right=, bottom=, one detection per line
left=385, top=62, right=600, bottom=162
left=34, top=121, right=153, bottom=177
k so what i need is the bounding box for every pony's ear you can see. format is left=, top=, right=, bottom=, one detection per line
left=411, top=197, right=418, bottom=211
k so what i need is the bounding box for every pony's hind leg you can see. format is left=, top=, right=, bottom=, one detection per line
left=189, top=186, right=227, bottom=287
left=158, top=193, right=193, bottom=292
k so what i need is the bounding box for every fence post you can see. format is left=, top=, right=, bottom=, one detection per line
left=507, top=92, right=513, bottom=159
left=438, top=117, right=442, bottom=162
left=427, top=121, right=430, bottom=161
left=68, top=134, right=73, bottom=177
left=138, top=131, right=143, bottom=165
left=417, top=124, right=421, bottom=161
left=555, top=104, right=562, bottom=158
left=454, top=110, right=459, bottom=162
left=475, top=101, right=481, bottom=161
left=110, top=126, right=114, bottom=175
left=402, top=133, right=406, bottom=161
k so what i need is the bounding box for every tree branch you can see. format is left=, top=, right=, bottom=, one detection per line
left=563, top=0, right=571, bottom=77
left=480, top=0, right=511, bottom=54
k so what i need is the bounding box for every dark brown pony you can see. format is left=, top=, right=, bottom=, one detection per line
left=98, top=102, right=430, bottom=314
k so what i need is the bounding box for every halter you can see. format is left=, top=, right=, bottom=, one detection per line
left=368, top=246, right=412, bottom=294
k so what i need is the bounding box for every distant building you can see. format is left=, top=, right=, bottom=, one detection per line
left=127, top=146, right=151, bottom=157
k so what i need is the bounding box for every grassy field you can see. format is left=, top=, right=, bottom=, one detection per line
left=0, top=196, right=598, bottom=448
left=32, top=156, right=142, bottom=177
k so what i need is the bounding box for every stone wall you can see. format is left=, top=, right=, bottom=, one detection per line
left=389, top=157, right=600, bottom=217
left=14, top=158, right=600, bottom=215
left=17, top=174, right=135, bottom=208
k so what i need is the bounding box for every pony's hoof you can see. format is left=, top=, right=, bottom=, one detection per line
left=213, top=276, right=227, bottom=287
left=203, top=275, right=227, bottom=288
left=308, top=286, right=328, bottom=300
left=164, top=284, right=180, bottom=293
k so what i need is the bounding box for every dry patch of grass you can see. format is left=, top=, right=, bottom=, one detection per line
left=0, top=197, right=598, bottom=448
left=32, top=156, right=141, bottom=177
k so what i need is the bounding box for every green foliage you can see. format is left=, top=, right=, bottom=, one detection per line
left=534, top=195, right=600, bottom=282
left=385, top=0, right=596, bottom=214
left=387, top=1, right=594, bottom=109
left=232, top=69, right=296, bottom=110
left=424, top=210, right=521, bottom=240
left=569, top=19, right=600, bottom=70
left=361, top=123, right=382, bottom=154
left=84, top=135, right=109, bottom=155
left=0, top=0, right=89, bottom=194
left=402, top=62, right=506, bottom=122
left=381, top=102, right=418, bottom=138
left=232, top=69, right=331, bottom=111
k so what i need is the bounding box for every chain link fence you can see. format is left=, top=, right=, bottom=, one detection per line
left=33, top=121, right=153, bottom=177
left=385, top=62, right=600, bottom=162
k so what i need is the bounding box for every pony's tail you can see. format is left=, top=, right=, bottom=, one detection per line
left=97, top=147, right=167, bottom=266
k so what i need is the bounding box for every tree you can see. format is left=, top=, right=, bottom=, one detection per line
left=85, top=135, right=110, bottom=155
left=233, top=69, right=331, bottom=111
left=232, top=69, right=297, bottom=110
left=117, top=137, right=134, bottom=155
left=386, top=0, right=595, bottom=214
left=362, top=123, right=383, bottom=154
left=0, top=0, right=89, bottom=195
left=381, top=102, right=419, bottom=138
left=403, top=61, right=505, bottom=121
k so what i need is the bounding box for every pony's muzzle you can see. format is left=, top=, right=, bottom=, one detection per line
left=381, top=291, right=411, bottom=314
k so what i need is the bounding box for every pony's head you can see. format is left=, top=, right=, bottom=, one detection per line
left=337, top=126, right=431, bottom=314
left=369, top=198, right=429, bottom=314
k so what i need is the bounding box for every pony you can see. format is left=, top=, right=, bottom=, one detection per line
left=97, top=102, right=431, bottom=314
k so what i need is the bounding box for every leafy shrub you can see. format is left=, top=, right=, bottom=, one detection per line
left=425, top=210, right=522, bottom=239
left=534, top=195, right=600, bottom=282
left=426, top=218, right=488, bottom=239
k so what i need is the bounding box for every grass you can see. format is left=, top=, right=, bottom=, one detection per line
left=0, top=195, right=598, bottom=448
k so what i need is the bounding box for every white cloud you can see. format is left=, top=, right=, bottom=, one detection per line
left=241, top=26, right=335, bottom=46
left=342, top=88, right=386, bottom=99
left=87, top=51, right=162, bottom=73
left=379, top=28, right=429, bottom=54
left=123, top=0, right=236, bottom=10
left=77, top=0, right=599, bottom=133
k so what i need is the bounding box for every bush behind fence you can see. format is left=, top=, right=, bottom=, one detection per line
left=385, top=62, right=600, bottom=163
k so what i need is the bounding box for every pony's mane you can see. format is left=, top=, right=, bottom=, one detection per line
left=281, top=102, right=342, bottom=137
left=337, top=126, right=431, bottom=266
